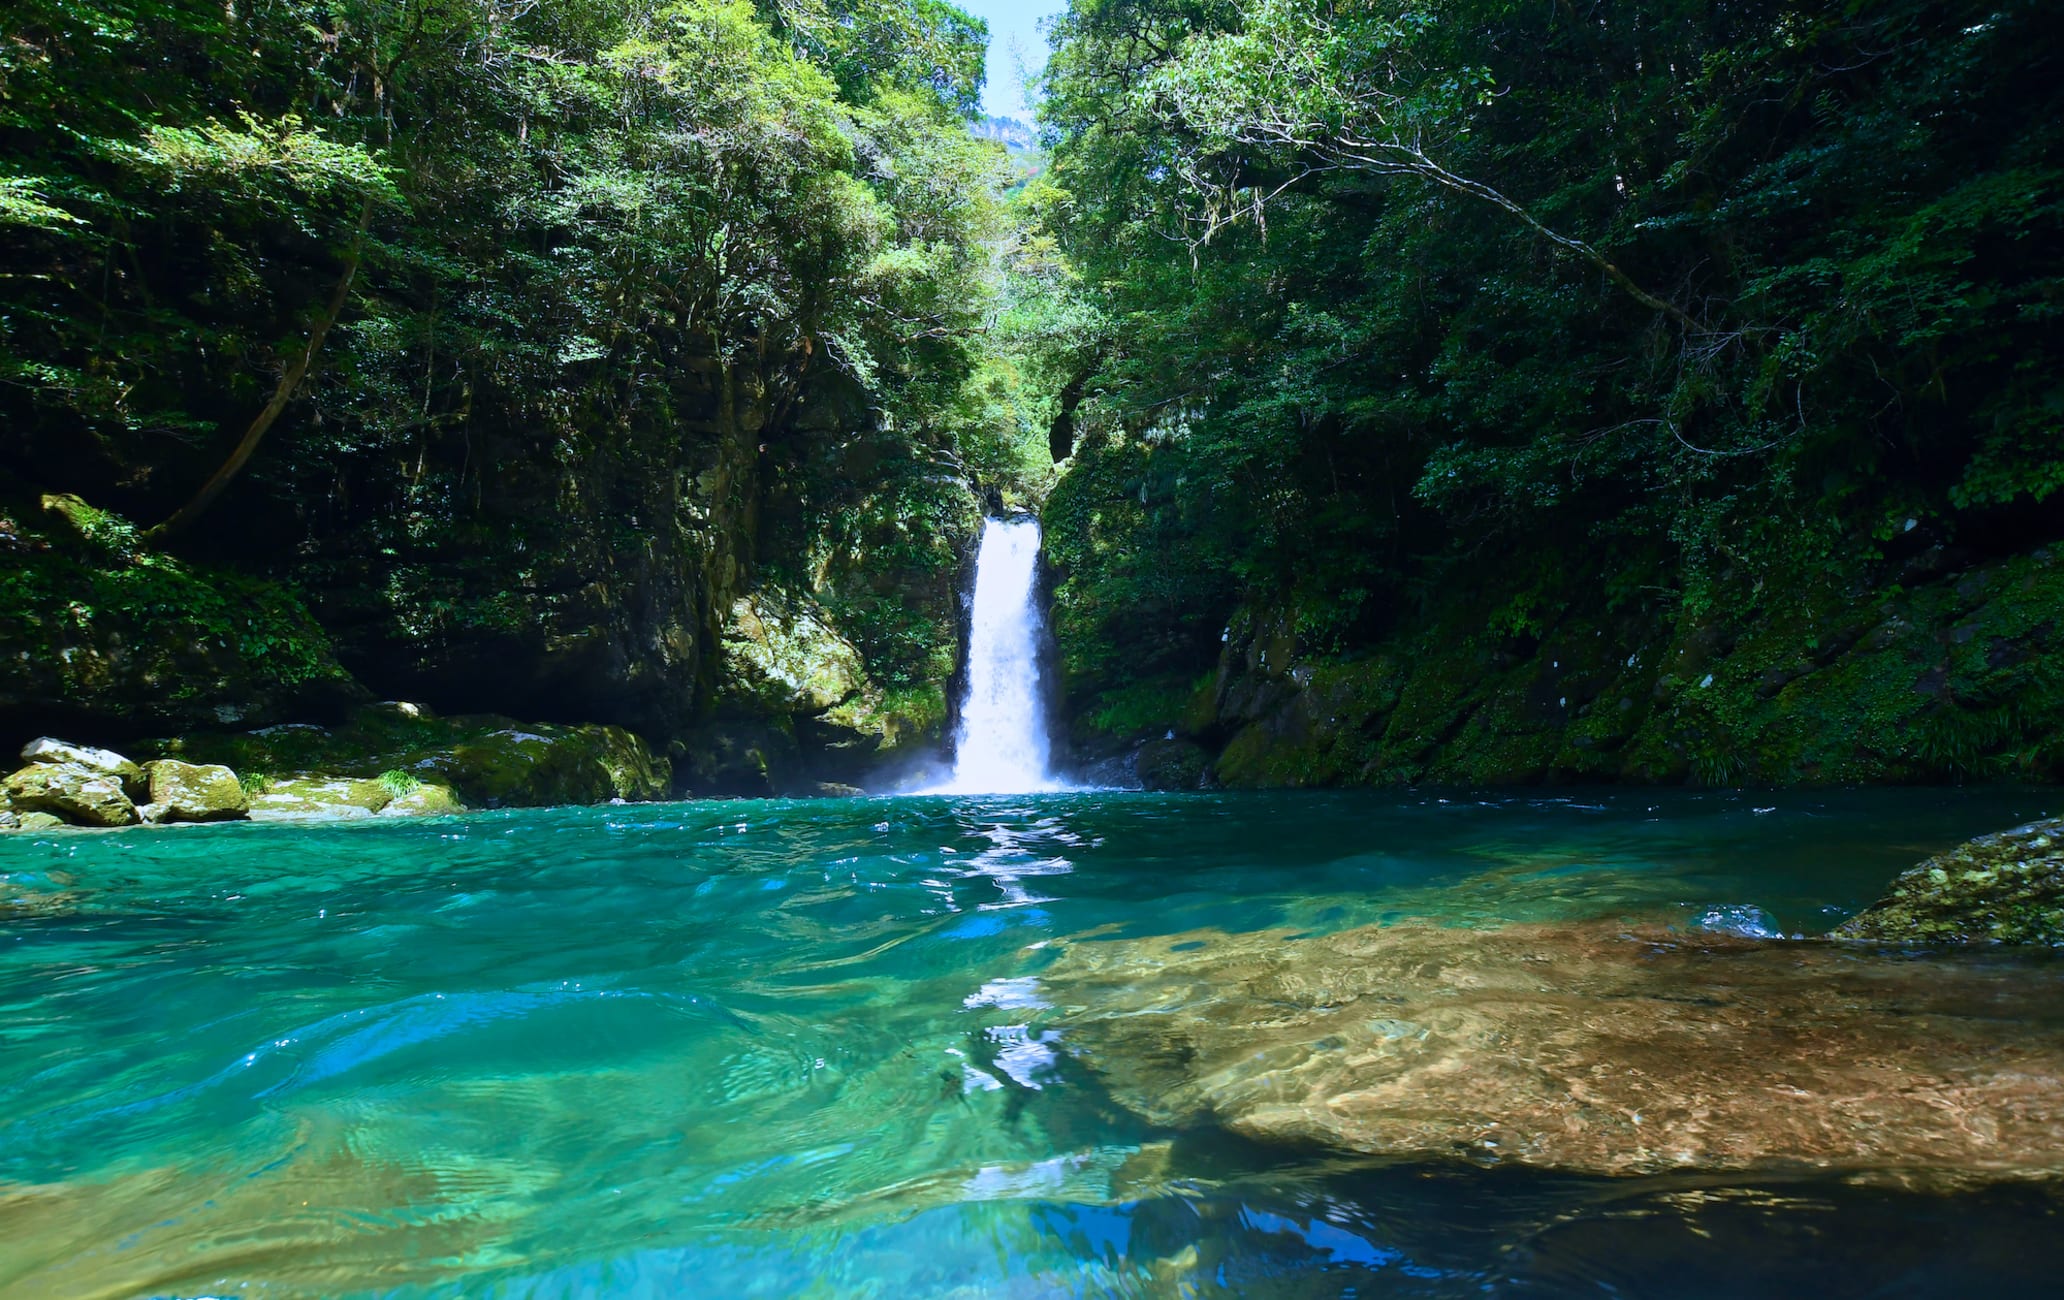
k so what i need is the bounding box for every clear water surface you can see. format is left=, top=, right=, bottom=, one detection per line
left=1, top=788, right=2059, bottom=1298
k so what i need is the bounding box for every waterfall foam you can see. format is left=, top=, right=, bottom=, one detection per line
left=935, top=517, right=1062, bottom=794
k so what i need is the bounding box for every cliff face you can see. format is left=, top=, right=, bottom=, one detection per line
left=292, top=348, right=786, bottom=744
left=1067, top=539, right=2064, bottom=790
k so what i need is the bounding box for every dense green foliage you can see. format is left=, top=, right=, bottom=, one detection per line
left=1, top=0, right=1009, bottom=511
left=5, top=0, right=2060, bottom=785
left=0, top=0, right=1062, bottom=756
left=1038, top=0, right=2064, bottom=741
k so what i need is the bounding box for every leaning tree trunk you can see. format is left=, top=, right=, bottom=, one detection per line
left=148, top=199, right=374, bottom=540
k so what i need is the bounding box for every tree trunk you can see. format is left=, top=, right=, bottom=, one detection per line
left=148, top=198, right=374, bottom=540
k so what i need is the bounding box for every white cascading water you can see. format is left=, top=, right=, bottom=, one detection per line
left=937, top=517, right=1060, bottom=794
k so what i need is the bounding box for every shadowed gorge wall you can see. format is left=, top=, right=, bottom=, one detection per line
left=1038, top=0, right=2064, bottom=788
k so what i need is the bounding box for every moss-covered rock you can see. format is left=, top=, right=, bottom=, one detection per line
left=717, top=592, right=868, bottom=717
left=1833, top=818, right=2064, bottom=945
left=3, top=762, right=137, bottom=827
left=380, top=781, right=464, bottom=817
left=0, top=491, right=366, bottom=741
left=1135, top=737, right=1210, bottom=790
left=419, top=724, right=667, bottom=807
left=237, top=770, right=465, bottom=821
left=246, top=776, right=398, bottom=820
left=686, top=585, right=962, bottom=794
left=144, top=760, right=249, bottom=822
left=148, top=702, right=667, bottom=810
left=19, top=738, right=146, bottom=799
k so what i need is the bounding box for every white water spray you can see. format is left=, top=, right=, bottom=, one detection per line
left=937, top=517, right=1061, bottom=794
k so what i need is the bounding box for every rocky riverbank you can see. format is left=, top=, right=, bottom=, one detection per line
left=4, top=454, right=981, bottom=801
left=0, top=703, right=671, bottom=829
left=1064, top=542, right=2064, bottom=791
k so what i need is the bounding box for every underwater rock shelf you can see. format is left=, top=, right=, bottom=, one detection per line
left=1041, top=916, right=2064, bottom=1181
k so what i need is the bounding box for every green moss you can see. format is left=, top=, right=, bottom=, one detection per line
left=1836, top=818, right=2064, bottom=945
left=877, top=683, right=950, bottom=745
left=1177, top=545, right=2064, bottom=789
left=149, top=706, right=671, bottom=809
left=0, top=496, right=356, bottom=726
left=1079, top=673, right=1208, bottom=743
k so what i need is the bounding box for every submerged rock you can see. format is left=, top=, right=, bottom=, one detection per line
left=143, top=760, right=249, bottom=823
left=1833, top=818, right=2064, bottom=945
left=2, top=762, right=137, bottom=827
left=1038, top=920, right=2064, bottom=1180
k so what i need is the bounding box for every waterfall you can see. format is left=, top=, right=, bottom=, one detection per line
left=938, top=517, right=1060, bottom=794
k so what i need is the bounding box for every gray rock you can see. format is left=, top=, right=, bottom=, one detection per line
left=804, top=781, right=866, bottom=798
left=135, top=801, right=173, bottom=824
left=20, top=737, right=146, bottom=799
left=0, top=809, right=17, bottom=830
left=144, top=760, right=250, bottom=823
left=1135, top=737, right=1210, bottom=790
left=2, top=762, right=139, bottom=827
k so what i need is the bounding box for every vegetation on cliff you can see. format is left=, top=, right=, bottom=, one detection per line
left=0, top=0, right=1058, bottom=784
left=1035, top=0, right=2064, bottom=783
left=5, top=0, right=2061, bottom=793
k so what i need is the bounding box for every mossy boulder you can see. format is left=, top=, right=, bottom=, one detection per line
left=246, top=776, right=398, bottom=820
left=1833, top=818, right=2064, bottom=945
left=19, top=738, right=146, bottom=799
left=144, top=760, right=250, bottom=823
left=3, top=762, right=137, bottom=827
left=148, top=704, right=669, bottom=811
left=0, top=491, right=367, bottom=740
left=688, top=588, right=956, bottom=794
left=1135, top=737, right=1210, bottom=790
left=380, top=781, right=464, bottom=817
left=718, top=593, right=868, bottom=716
left=241, top=773, right=465, bottom=821
left=419, top=725, right=666, bottom=807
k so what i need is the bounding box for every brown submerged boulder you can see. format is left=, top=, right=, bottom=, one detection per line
left=1038, top=919, right=2064, bottom=1181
